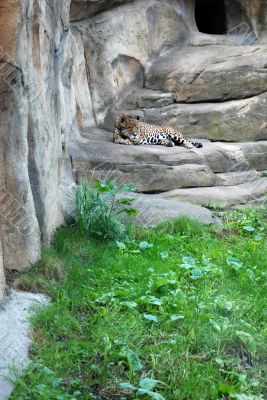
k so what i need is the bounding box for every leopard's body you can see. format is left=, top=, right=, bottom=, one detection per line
left=113, top=114, right=202, bottom=149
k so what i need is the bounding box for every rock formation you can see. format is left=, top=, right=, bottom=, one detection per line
left=0, top=0, right=266, bottom=300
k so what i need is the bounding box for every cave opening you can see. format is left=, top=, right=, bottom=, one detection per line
left=195, top=0, right=227, bottom=35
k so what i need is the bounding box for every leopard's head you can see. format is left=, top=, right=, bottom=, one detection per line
left=118, top=115, right=140, bottom=143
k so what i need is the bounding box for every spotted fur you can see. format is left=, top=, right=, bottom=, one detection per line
left=113, top=114, right=203, bottom=149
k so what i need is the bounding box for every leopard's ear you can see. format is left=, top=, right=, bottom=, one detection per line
left=136, top=115, right=140, bottom=120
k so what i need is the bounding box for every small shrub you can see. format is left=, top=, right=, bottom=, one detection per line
left=75, top=180, right=137, bottom=241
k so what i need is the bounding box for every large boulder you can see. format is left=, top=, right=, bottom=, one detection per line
left=130, top=194, right=217, bottom=226
left=145, top=45, right=267, bottom=103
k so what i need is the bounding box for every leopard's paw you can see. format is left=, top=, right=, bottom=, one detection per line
left=164, top=140, right=175, bottom=147
left=185, top=143, right=194, bottom=149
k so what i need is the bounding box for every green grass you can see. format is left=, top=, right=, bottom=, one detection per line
left=10, top=208, right=267, bottom=400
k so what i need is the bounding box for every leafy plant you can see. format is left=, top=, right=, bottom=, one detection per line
left=10, top=362, right=81, bottom=400
left=139, top=241, right=154, bottom=250
left=120, top=377, right=166, bottom=399
left=75, top=180, right=137, bottom=241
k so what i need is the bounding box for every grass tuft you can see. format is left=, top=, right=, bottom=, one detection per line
left=75, top=180, right=137, bottom=242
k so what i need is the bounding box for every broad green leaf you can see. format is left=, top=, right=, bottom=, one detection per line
left=149, top=297, right=163, bottom=306
left=144, top=314, right=158, bottom=323
left=160, top=252, right=169, bottom=260
left=243, top=225, right=255, bottom=232
left=154, top=278, right=169, bottom=289
left=137, top=389, right=166, bottom=400
left=120, top=301, right=138, bottom=309
left=139, top=377, right=159, bottom=391
left=147, top=392, right=166, bottom=400
left=191, top=268, right=202, bottom=280
left=226, top=257, right=243, bottom=270
left=116, top=241, right=126, bottom=250
left=120, top=382, right=137, bottom=391
left=215, top=296, right=233, bottom=311
left=120, top=348, right=142, bottom=371
left=170, top=314, right=184, bottom=321
left=180, top=256, right=196, bottom=269
left=95, top=180, right=116, bottom=192
left=139, top=296, right=163, bottom=306
left=164, top=339, right=176, bottom=345
left=139, top=241, right=154, bottom=250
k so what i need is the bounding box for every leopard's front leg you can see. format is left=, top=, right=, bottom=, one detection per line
left=113, top=128, right=132, bottom=145
left=114, top=137, right=132, bottom=145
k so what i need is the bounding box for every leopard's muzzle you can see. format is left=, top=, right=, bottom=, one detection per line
left=130, top=133, right=139, bottom=143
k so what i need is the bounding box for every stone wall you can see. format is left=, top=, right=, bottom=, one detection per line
left=0, top=0, right=71, bottom=300
left=0, top=0, right=267, bottom=301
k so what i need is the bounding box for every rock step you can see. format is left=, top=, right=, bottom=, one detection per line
left=71, top=130, right=267, bottom=194
left=160, top=178, right=267, bottom=209
left=115, top=92, right=267, bottom=142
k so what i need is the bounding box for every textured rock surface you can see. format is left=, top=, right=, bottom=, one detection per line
left=0, top=290, right=48, bottom=399
left=145, top=45, right=267, bottom=102
left=0, top=242, right=5, bottom=303
left=130, top=194, right=218, bottom=226
left=215, top=170, right=262, bottom=186
left=70, top=0, right=134, bottom=21
left=161, top=178, right=267, bottom=208
left=0, top=0, right=72, bottom=299
left=1, top=0, right=267, bottom=301
left=120, top=89, right=176, bottom=110
left=70, top=129, right=267, bottom=192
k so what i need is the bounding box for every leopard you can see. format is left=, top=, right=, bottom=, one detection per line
left=113, top=114, right=203, bottom=149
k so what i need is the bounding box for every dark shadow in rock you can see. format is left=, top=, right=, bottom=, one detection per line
left=195, top=0, right=226, bottom=35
